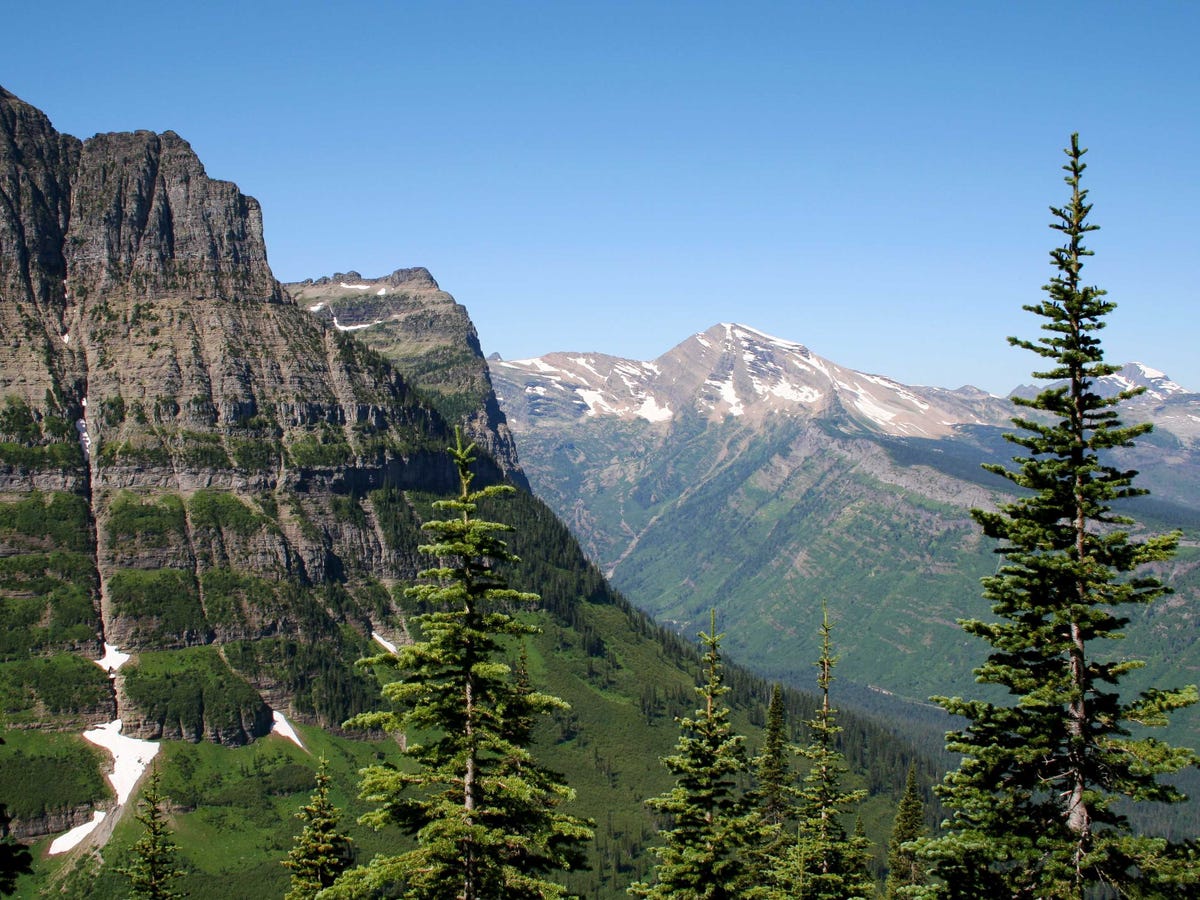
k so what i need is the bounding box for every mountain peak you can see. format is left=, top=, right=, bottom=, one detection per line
left=491, top=323, right=1013, bottom=436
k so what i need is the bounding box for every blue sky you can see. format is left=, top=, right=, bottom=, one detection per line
left=6, top=2, right=1197, bottom=393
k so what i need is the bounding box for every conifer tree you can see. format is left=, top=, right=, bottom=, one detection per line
left=884, top=764, right=926, bottom=899
left=779, top=605, right=873, bottom=900
left=926, top=135, right=1200, bottom=898
left=119, top=767, right=184, bottom=900
left=751, top=683, right=794, bottom=887
left=333, top=429, right=592, bottom=899
left=755, top=683, right=793, bottom=831
left=282, top=757, right=353, bottom=900
left=630, top=611, right=764, bottom=900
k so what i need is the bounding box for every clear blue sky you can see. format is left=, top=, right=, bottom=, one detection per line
left=6, top=2, right=1197, bottom=394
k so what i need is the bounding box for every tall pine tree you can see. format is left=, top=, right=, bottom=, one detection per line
left=119, top=767, right=184, bottom=900
left=333, top=429, right=591, bottom=899
left=925, top=135, right=1200, bottom=898
left=779, top=605, right=873, bottom=900
left=630, top=611, right=764, bottom=900
left=884, top=764, right=926, bottom=899
left=282, top=757, right=353, bottom=900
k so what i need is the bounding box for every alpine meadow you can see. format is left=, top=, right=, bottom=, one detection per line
left=1, top=76, right=1197, bottom=900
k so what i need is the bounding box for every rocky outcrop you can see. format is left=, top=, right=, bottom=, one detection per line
left=286, top=268, right=527, bottom=487
left=0, top=86, right=514, bottom=761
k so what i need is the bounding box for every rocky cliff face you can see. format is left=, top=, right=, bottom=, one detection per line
left=0, top=86, right=516, bottom=834
left=285, top=268, right=526, bottom=486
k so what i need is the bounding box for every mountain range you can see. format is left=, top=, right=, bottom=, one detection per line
left=488, top=323, right=1200, bottom=747
left=0, top=86, right=938, bottom=897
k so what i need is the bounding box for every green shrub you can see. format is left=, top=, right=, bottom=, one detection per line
left=0, top=730, right=111, bottom=819
left=123, top=648, right=268, bottom=743
left=107, top=568, right=207, bottom=646
left=106, top=492, right=186, bottom=547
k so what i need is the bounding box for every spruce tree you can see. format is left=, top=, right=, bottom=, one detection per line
left=755, top=683, right=793, bottom=831
left=630, top=611, right=764, bottom=900
left=884, top=764, right=926, bottom=899
left=779, top=605, right=873, bottom=900
left=751, top=683, right=794, bottom=888
left=926, top=135, right=1200, bottom=898
left=282, top=757, right=353, bottom=900
left=119, top=767, right=184, bottom=900
left=333, top=429, right=592, bottom=899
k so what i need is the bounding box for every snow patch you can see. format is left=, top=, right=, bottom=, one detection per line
left=333, top=316, right=385, bottom=332
left=75, top=418, right=91, bottom=460
left=83, top=720, right=160, bottom=805
left=851, top=393, right=897, bottom=426
left=48, top=811, right=106, bottom=855
left=372, top=631, right=398, bottom=653
left=770, top=382, right=821, bottom=404
left=339, top=282, right=371, bottom=290
left=376, top=287, right=388, bottom=296
left=717, top=378, right=744, bottom=416
left=308, top=302, right=325, bottom=312
left=95, top=643, right=130, bottom=673
left=576, top=389, right=617, bottom=417
left=1133, top=362, right=1167, bottom=380
left=62, top=333, right=70, bottom=344
left=637, top=396, right=674, bottom=422
left=271, top=711, right=306, bottom=750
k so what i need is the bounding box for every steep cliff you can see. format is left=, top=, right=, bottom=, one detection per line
left=285, top=267, right=526, bottom=485
left=0, top=84, right=471, bottom=834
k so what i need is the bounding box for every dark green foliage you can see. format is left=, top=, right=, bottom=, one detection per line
left=885, top=765, right=926, bottom=899
left=0, top=736, right=35, bottom=896
left=288, top=423, right=353, bottom=468
left=282, top=758, right=354, bottom=900
left=0, top=653, right=111, bottom=720
left=0, top=490, right=93, bottom=552
left=927, top=135, right=1200, bottom=897
left=0, top=730, right=111, bottom=821
left=225, top=635, right=379, bottom=728
left=108, top=568, right=209, bottom=646
left=778, top=608, right=873, bottom=899
left=119, top=767, right=185, bottom=899
left=0, top=397, right=80, bottom=469
left=337, top=430, right=592, bottom=899
left=188, top=490, right=268, bottom=536
left=123, top=648, right=269, bottom=743
left=106, top=492, right=187, bottom=547
left=755, top=683, right=793, bottom=831
left=0, top=551, right=99, bottom=659
left=630, top=612, right=765, bottom=899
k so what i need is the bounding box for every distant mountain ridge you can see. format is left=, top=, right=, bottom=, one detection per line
left=488, top=323, right=1200, bottom=753
left=493, top=322, right=1197, bottom=443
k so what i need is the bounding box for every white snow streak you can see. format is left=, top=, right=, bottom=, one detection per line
left=576, top=389, right=616, bottom=417
left=62, top=333, right=70, bottom=344
left=717, top=378, right=744, bottom=416
left=48, top=811, right=106, bottom=855
left=339, top=282, right=371, bottom=290
left=83, top=720, right=160, bottom=806
left=372, top=631, right=398, bottom=653
left=95, top=643, right=131, bottom=673
left=333, top=316, right=385, bottom=332
left=271, top=711, right=306, bottom=750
